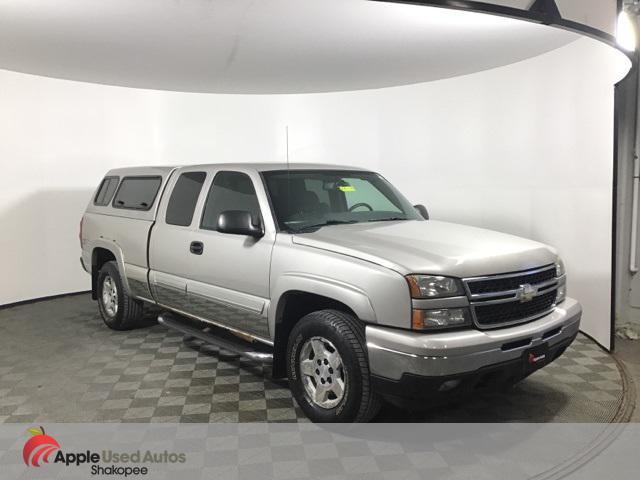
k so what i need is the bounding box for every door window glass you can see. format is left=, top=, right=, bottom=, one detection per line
left=200, top=171, right=261, bottom=230
left=166, top=172, right=206, bottom=226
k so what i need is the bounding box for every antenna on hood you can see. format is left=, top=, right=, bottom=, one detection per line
left=286, top=125, right=290, bottom=169
left=286, top=126, right=291, bottom=231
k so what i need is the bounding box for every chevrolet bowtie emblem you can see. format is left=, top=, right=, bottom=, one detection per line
left=518, top=284, right=536, bottom=303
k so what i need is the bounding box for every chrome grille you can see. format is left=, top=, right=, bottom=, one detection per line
left=463, top=265, right=558, bottom=329
left=466, top=267, right=556, bottom=294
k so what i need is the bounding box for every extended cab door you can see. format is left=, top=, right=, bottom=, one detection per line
left=149, top=169, right=208, bottom=310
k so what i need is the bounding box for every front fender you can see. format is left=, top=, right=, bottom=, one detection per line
left=269, top=272, right=377, bottom=329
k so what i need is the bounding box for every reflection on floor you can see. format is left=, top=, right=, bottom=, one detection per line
left=0, top=294, right=632, bottom=423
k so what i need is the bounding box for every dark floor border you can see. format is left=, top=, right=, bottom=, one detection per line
left=515, top=347, right=635, bottom=480
left=611, top=351, right=637, bottom=423
left=0, top=290, right=91, bottom=311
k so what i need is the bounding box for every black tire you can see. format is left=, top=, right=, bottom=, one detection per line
left=287, top=310, right=382, bottom=423
left=96, top=261, right=144, bottom=330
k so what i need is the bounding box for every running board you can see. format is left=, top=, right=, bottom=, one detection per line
left=158, top=313, right=273, bottom=364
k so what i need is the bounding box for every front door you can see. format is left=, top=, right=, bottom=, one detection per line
left=184, top=170, right=275, bottom=341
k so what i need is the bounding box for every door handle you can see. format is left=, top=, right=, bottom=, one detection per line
left=190, top=241, right=204, bottom=255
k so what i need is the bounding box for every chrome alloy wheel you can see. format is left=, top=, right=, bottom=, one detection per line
left=299, top=336, right=346, bottom=409
left=101, top=275, right=118, bottom=317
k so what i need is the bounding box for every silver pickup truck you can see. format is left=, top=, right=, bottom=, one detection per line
left=80, top=163, right=581, bottom=422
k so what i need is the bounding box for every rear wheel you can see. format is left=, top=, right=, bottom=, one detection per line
left=97, top=261, right=144, bottom=330
left=287, top=310, right=381, bottom=422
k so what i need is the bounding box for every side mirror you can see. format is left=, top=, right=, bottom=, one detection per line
left=414, top=204, right=429, bottom=220
left=217, top=210, right=264, bottom=238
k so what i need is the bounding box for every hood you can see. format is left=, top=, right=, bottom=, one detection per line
left=292, top=220, right=557, bottom=278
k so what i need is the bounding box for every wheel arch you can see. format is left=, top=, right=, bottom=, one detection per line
left=270, top=275, right=376, bottom=378
left=90, top=242, right=128, bottom=299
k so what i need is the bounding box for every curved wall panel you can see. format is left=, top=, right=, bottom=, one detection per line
left=0, top=38, right=628, bottom=348
left=483, top=0, right=618, bottom=35
left=555, top=0, right=618, bottom=35
left=383, top=0, right=619, bottom=43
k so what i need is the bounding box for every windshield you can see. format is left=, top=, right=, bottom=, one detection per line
left=262, top=170, right=421, bottom=232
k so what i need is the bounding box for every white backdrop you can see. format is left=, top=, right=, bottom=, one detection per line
left=0, top=38, right=628, bottom=348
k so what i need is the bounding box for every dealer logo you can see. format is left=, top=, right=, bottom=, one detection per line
left=528, top=352, right=547, bottom=365
left=23, top=426, right=60, bottom=467
left=21, top=426, right=187, bottom=476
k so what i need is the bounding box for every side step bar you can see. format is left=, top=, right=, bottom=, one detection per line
left=158, top=313, right=273, bottom=364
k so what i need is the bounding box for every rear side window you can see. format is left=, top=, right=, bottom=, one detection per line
left=166, top=172, right=206, bottom=226
left=201, top=171, right=261, bottom=230
left=112, top=176, right=162, bottom=211
left=94, top=176, right=120, bottom=206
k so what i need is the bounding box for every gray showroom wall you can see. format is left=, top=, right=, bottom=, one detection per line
left=615, top=6, right=640, bottom=339
left=0, top=37, right=628, bottom=347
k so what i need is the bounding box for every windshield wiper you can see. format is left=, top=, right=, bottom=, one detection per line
left=368, top=217, right=406, bottom=222
left=291, top=219, right=358, bottom=233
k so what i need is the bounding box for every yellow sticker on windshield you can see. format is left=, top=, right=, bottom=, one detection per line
left=339, top=185, right=355, bottom=192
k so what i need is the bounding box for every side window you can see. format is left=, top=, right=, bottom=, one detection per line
left=342, top=177, right=402, bottom=212
left=112, top=176, right=162, bottom=211
left=94, top=176, right=120, bottom=206
left=201, top=171, right=261, bottom=230
left=166, top=172, right=206, bottom=226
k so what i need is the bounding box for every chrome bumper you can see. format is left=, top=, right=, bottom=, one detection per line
left=366, top=297, right=581, bottom=380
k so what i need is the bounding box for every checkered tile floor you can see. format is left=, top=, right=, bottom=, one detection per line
left=0, top=294, right=627, bottom=423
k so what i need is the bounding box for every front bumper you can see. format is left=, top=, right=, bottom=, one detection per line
left=366, top=297, right=581, bottom=396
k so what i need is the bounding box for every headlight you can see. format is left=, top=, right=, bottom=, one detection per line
left=555, top=258, right=565, bottom=277
left=406, top=275, right=463, bottom=298
left=412, top=308, right=471, bottom=330
left=555, top=258, right=566, bottom=303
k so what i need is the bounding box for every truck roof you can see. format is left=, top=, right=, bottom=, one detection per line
left=104, top=163, right=368, bottom=177
left=187, top=163, right=368, bottom=172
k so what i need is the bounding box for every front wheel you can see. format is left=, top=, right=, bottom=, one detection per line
left=287, top=310, right=381, bottom=422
